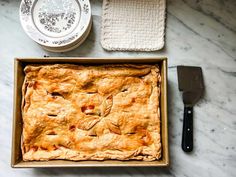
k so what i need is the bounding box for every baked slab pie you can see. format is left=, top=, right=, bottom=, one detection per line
left=21, top=64, right=161, bottom=161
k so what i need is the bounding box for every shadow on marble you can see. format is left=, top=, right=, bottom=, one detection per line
left=167, top=75, right=201, bottom=155
left=67, top=20, right=98, bottom=56
left=33, top=166, right=173, bottom=176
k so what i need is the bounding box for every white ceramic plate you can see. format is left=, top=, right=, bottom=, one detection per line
left=20, top=0, right=91, bottom=48
left=41, top=19, right=92, bottom=52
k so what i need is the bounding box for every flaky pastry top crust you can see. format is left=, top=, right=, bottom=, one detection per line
left=21, top=64, right=161, bottom=161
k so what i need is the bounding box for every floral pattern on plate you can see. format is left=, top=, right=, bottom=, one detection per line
left=19, top=0, right=91, bottom=47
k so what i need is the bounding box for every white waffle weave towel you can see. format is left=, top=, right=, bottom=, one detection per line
left=101, top=0, right=166, bottom=51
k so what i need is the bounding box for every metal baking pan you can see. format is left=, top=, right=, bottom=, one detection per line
left=11, top=57, right=169, bottom=167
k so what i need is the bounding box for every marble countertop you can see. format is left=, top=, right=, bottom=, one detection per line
left=0, top=0, right=235, bottom=176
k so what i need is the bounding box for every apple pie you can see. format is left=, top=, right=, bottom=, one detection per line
left=21, top=64, right=161, bottom=161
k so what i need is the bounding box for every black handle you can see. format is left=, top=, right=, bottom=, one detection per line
left=182, top=106, right=193, bottom=152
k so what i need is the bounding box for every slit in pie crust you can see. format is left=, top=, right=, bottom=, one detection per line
left=21, top=64, right=161, bottom=161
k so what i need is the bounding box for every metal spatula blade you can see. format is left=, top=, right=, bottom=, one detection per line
left=177, top=66, right=204, bottom=152
left=177, top=66, right=204, bottom=106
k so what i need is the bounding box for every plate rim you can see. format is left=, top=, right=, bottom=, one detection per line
left=19, top=0, right=91, bottom=47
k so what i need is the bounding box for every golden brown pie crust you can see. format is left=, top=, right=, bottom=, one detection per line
left=21, top=64, right=161, bottom=161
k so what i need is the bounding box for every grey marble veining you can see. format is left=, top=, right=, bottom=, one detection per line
left=0, top=0, right=235, bottom=177
left=183, top=0, right=236, bottom=34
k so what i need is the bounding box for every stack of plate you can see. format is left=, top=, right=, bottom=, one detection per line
left=20, top=0, right=92, bottom=52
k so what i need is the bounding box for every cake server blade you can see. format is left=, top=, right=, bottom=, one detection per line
left=177, top=65, right=204, bottom=152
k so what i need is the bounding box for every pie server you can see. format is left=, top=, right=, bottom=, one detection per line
left=177, top=66, right=204, bottom=152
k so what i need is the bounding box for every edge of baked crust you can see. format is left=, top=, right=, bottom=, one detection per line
left=21, top=64, right=161, bottom=161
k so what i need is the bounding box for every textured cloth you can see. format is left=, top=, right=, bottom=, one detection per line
left=101, top=0, right=166, bottom=51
